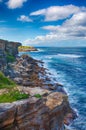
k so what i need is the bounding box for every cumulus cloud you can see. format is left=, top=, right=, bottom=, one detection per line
left=7, top=0, right=27, bottom=9
left=64, top=12, right=86, bottom=26
left=17, top=15, right=32, bottom=22
left=23, top=33, right=60, bottom=45
left=24, top=11, right=86, bottom=45
left=24, top=28, right=86, bottom=45
left=42, top=12, right=86, bottom=37
left=30, top=5, right=85, bottom=21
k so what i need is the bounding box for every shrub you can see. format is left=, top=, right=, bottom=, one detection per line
left=34, top=94, right=42, bottom=98
left=0, top=71, right=16, bottom=89
left=0, top=90, right=29, bottom=103
left=0, top=72, right=29, bottom=103
left=6, top=54, right=15, bottom=62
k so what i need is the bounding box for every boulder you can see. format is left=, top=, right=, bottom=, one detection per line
left=14, top=77, right=23, bottom=84
left=22, top=81, right=34, bottom=86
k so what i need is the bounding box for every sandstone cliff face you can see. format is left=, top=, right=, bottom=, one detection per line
left=0, top=39, right=21, bottom=56
left=0, top=39, right=21, bottom=70
left=0, top=55, right=76, bottom=130
left=0, top=40, right=76, bottom=130
left=0, top=92, right=75, bottom=130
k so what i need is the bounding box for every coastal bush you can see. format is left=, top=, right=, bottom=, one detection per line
left=18, top=46, right=37, bottom=52
left=34, top=94, right=42, bottom=98
left=6, top=53, right=15, bottom=62
left=0, top=71, right=15, bottom=89
left=0, top=90, right=29, bottom=103
left=0, top=71, right=29, bottom=103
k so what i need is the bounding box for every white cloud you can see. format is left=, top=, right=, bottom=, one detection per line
left=24, top=11, right=86, bottom=45
left=30, top=5, right=85, bottom=21
left=17, top=15, right=32, bottom=22
left=24, top=28, right=86, bottom=45
left=30, top=9, right=45, bottom=16
left=64, top=12, right=86, bottom=26
left=42, top=25, right=59, bottom=31
left=7, top=0, right=27, bottom=9
left=23, top=33, right=60, bottom=45
left=42, top=11, right=86, bottom=37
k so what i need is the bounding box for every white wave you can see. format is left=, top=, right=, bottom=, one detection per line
left=44, top=54, right=83, bottom=60
left=29, top=48, right=44, bottom=53
left=37, top=48, right=44, bottom=52
left=57, top=54, right=83, bottom=58
left=45, top=56, right=52, bottom=59
left=65, top=125, right=77, bottom=130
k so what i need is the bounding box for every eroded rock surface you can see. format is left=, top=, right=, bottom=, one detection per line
left=0, top=39, right=21, bottom=70
left=0, top=92, right=76, bottom=130
left=6, top=55, right=64, bottom=93
left=0, top=47, right=77, bottom=130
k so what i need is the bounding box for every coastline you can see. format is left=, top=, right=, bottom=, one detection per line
left=0, top=40, right=77, bottom=129
left=0, top=53, right=77, bottom=129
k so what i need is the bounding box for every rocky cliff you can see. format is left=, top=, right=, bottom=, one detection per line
left=0, top=40, right=77, bottom=130
left=0, top=39, right=21, bottom=70
left=0, top=54, right=77, bottom=130
left=0, top=92, right=76, bottom=130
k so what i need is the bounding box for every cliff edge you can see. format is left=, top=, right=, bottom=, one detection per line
left=0, top=39, right=21, bottom=70
left=0, top=92, right=75, bottom=130
left=0, top=39, right=76, bottom=130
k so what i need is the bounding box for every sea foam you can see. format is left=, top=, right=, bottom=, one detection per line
left=45, top=54, right=83, bottom=60
left=57, top=54, right=83, bottom=58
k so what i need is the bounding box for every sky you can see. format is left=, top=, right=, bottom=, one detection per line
left=0, top=0, right=86, bottom=47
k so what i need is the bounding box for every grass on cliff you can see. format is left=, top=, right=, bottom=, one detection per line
left=0, top=90, right=29, bottom=103
left=0, top=71, right=15, bottom=89
left=34, top=94, right=42, bottom=98
left=0, top=72, right=29, bottom=103
left=6, top=53, right=15, bottom=62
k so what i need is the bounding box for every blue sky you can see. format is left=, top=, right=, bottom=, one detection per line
left=0, top=0, right=86, bottom=46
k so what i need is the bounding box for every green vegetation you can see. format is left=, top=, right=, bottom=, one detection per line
left=0, top=71, right=15, bottom=89
left=18, top=46, right=37, bottom=52
left=34, top=94, right=42, bottom=98
left=19, top=46, right=33, bottom=49
left=0, top=90, right=29, bottom=103
left=6, top=53, right=15, bottom=62
left=0, top=71, right=29, bottom=103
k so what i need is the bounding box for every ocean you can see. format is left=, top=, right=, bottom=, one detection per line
left=20, top=47, right=86, bottom=130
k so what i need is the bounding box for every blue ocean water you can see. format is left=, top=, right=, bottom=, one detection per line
left=20, top=47, right=86, bottom=130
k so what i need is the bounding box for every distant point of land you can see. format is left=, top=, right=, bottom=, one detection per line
left=18, top=46, right=38, bottom=52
